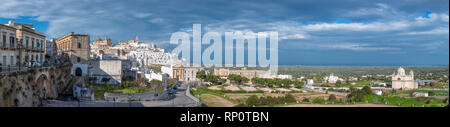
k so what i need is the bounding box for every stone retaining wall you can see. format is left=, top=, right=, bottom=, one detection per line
left=104, top=92, right=168, bottom=102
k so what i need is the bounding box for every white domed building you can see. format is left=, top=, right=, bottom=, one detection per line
left=391, top=67, right=417, bottom=89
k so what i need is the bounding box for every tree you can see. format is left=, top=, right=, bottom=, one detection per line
left=281, top=79, right=293, bottom=88
left=196, top=70, right=207, bottom=81
left=293, top=80, right=304, bottom=88
left=150, top=79, right=163, bottom=86
left=205, top=74, right=218, bottom=83
left=241, top=77, right=249, bottom=84
left=302, top=98, right=310, bottom=103
left=347, top=89, right=367, bottom=103
left=227, top=74, right=239, bottom=84
left=88, top=77, right=97, bottom=84
left=101, top=78, right=110, bottom=85
left=136, top=78, right=148, bottom=86
left=336, top=80, right=342, bottom=87
left=246, top=95, right=259, bottom=107
left=251, top=77, right=260, bottom=85
left=272, top=78, right=283, bottom=87
left=312, top=97, right=326, bottom=104
left=328, top=94, right=337, bottom=103
left=361, top=86, right=372, bottom=95
left=219, top=78, right=227, bottom=84
left=166, top=78, right=177, bottom=88
left=264, top=78, right=274, bottom=87
left=284, top=94, right=296, bottom=103
left=227, top=74, right=249, bottom=85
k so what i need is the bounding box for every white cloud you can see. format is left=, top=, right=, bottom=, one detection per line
left=133, top=12, right=152, bottom=18
left=347, top=3, right=395, bottom=17
left=148, top=18, right=165, bottom=24
left=415, top=13, right=449, bottom=23
left=300, top=12, right=449, bottom=32
left=300, top=21, right=409, bottom=31
left=405, top=27, right=449, bottom=35
left=302, top=42, right=400, bottom=51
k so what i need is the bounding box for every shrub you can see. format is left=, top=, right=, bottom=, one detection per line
left=284, top=94, right=296, bottom=103
left=121, top=81, right=136, bottom=88
left=313, top=97, right=326, bottom=104
left=425, top=99, right=433, bottom=104
left=361, top=86, right=372, bottom=95
left=246, top=95, right=259, bottom=107
left=328, top=94, right=337, bottom=103
left=302, top=98, right=310, bottom=103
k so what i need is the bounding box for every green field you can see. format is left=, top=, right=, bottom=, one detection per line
left=366, top=94, right=447, bottom=107
left=191, top=88, right=238, bottom=103
left=393, top=90, right=449, bottom=96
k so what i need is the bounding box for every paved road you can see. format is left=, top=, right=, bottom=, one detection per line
left=43, top=83, right=201, bottom=107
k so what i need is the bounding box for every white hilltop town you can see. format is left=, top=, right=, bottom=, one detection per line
left=89, top=35, right=184, bottom=85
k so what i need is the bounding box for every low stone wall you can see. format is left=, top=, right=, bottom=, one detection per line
left=186, top=86, right=200, bottom=103
left=104, top=92, right=168, bottom=102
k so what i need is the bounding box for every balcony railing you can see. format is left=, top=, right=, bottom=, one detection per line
left=0, top=60, right=71, bottom=73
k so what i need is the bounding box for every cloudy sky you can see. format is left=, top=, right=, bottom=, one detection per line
left=1, top=0, right=448, bottom=65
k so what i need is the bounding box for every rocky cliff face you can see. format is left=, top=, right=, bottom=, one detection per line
left=0, top=64, right=80, bottom=107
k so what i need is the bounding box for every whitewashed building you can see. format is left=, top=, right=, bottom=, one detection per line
left=306, top=79, right=314, bottom=85
left=277, top=74, right=293, bottom=80
left=126, top=49, right=180, bottom=67
left=89, top=60, right=123, bottom=85
left=392, top=67, right=417, bottom=89
left=323, top=73, right=343, bottom=83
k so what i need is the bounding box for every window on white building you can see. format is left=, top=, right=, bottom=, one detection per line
left=2, top=56, right=6, bottom=66
left=10, top=56, right=14, bottom=65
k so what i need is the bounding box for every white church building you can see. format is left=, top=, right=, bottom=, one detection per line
left=391, top=67, right=417, bottom=90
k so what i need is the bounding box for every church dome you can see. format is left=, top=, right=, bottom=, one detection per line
left=397, top=67, right=406, bottom=75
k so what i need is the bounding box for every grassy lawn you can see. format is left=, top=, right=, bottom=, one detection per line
left=343, top=80, right=386, bottom=87
left=417, top=90, right=449, bottom=96
left=192, top=88, right=238, bottom=103
left=366, top=94, right=447, bottom=107
left=393, top=90, right=449, bottom=96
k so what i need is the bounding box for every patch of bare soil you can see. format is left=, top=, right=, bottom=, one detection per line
left=200, top=94, right=237, bottom=107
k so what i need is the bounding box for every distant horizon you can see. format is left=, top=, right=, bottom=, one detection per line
left=276, top=64, right=449, bottom=66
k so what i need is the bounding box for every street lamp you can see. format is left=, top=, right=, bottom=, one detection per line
left=36, top=90, right=41, bottom=107
left=43, top=87, right=47, bottom=100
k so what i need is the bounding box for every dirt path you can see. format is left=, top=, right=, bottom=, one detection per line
left=200, top=94, right=237, bottom=107
left=283, top=104, right=397, bottom=107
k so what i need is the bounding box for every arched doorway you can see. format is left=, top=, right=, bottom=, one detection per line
left=35, top=74, right=52, bottom=100
left=75, top=67, right=82, bottom=76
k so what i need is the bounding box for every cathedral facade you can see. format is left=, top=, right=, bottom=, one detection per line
left=391, top=67, right=417, bottom=89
